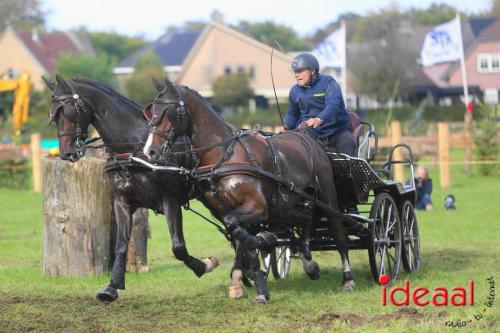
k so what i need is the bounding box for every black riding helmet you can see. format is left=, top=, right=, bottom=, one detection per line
left=291, top=53, right=320, bottom=73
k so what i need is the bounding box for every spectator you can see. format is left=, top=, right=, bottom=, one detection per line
left=413, top=166, right=433, bottom=211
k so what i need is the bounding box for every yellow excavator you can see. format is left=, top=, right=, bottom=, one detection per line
left=0, top=70, right=30, bottom=134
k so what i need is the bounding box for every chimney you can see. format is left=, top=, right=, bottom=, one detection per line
left=32, top=28, right=40, bottom=43
left=211, top=10, right=224, bottom=24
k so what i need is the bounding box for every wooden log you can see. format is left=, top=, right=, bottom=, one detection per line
left=43, top=156, right=112, bottom=276
left=43, top=156, right=150, bottom=276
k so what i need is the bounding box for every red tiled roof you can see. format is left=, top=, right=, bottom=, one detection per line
left=17, top=31, right=79, bottom=72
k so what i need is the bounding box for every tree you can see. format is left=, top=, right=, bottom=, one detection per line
left=212, top=72, right=254, bottom=110
left=234, top=20, right=310, bottom=51
left=407, top=3, right=457, bottom=26
left=489, top=0, right=500, bottom=18
left=0, top=0, right=45, bottom=31
left=350, top=7, right=418, bottom=104
left=90, top=31, right=148, bottom=62
left=56, top=52, right=116, bottom=85
left=124, top=52, right=165, bottom=105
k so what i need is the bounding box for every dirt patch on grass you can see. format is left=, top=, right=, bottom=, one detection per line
left=314, top=307, right=444, bottom=329
left=315, top=312, right=366, bottom=328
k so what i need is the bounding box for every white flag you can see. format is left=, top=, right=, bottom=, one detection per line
left=313, top=25, right=346, bottom=68
left=420, top=17, right=463, bottom=67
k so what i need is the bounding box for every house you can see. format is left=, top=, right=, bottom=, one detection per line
left=0, top=27, right=94, bottom=89
left=317, top=17, right=500, bottom=109
left=114, top=19, right=295, bottom=107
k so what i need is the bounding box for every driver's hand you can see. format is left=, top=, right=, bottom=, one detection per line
left=304, top=117, right=322, bottom=128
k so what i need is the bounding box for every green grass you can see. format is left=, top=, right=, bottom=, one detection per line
left=0, top=149, right=499, bottom=332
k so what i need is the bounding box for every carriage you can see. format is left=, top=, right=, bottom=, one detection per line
left=260, top=113, right=421, bottom=284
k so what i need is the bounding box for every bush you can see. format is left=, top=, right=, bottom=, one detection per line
left=0, top=159, right=30, bottom=189
left=473, top=104, right=499, bottom=176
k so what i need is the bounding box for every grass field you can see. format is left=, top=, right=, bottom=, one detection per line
left=0, top=150, right=499, bottom=332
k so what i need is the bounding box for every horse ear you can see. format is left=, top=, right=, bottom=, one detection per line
left=151, top=77, right=163, bottom=92
left=55, top=74, right=70, bottom=91
left=164, top=77, right=177, bottom=94
left=42, top=76, right=56, bottom=91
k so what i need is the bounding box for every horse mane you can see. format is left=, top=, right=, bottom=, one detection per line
left=71, top=78, right=143, bottom=110
left=181, top=85, right=225, bottom=121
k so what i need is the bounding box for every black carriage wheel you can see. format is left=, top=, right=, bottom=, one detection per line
left=368, top=192, right=402, bottom=284
left=270, top=246, right=291, bottom=279
left=401, top=200, right=421, bottom=273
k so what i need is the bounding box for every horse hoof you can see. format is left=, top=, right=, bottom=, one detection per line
left=253, top=294, right=269, bottom=304
left=201, top=257, right=219, bottom=273
left=228, top=284, right=244, bottom=299
left=343, top=279, right=355, bottom=293
left=305, top=262, right=321, bottom=280
left=96, top=287, right=118, bottom=304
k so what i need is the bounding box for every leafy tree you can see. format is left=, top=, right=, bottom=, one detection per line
left=90, top=31, right=148, bottom=62
left=350, top=7, right=417, bottom=104
left=407, top=3, right=457, bottom=26
left=489, top=0, right=500, bottom=19
left=124, top=52, right=165, bottom=105
left=308, top=12, right=360, bottom=46
left=0, top=0, right=45, bottom=31
left=234, top=20, right=310, bottom=51
left=56, top=52, right=116, bottom=85
left=212, top=72, right=254, bottom=109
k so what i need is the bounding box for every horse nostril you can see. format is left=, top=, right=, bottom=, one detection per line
left=149, top=150, right=156, bottom=159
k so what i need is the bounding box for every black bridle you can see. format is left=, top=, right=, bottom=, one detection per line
left=49, top=86, right=92, bottom=157
left=145, top=85, right=186, bottom=159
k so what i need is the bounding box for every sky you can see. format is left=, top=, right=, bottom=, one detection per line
left=44, top=0, right=493, bottom=39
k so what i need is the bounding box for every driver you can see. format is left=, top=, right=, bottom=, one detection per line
left=284, top=53, right=355, bottom=156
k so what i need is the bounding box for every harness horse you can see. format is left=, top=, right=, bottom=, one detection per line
left=142, top=78, right=357, bottom=303
left=45, top=75, right=219, bottom=304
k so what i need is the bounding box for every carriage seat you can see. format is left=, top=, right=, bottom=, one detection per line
left=348, top=111, right=369, bottom=159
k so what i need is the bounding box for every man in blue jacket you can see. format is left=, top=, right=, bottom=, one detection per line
left=284, top=53, right=356, bottom=156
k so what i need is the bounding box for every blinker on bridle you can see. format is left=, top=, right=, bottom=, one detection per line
left=145, top=85, right=186, bottom=158
left=50, top=86, right=90, bottom=157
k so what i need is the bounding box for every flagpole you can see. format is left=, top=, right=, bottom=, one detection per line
left=457, top=13, right=470, bottom=107
left=457, top=12, right=472, bottom=173
left=341, top=20, right=347, bottom=105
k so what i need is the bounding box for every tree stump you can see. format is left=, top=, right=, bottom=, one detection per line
left=126, top=208, right=149, bottom=273
left=43, top=156, right=149, bottom=276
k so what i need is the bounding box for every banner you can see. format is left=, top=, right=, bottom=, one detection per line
left=420, top=17, right=463, bottom=67
left=313, top=25, right=345, bottom=68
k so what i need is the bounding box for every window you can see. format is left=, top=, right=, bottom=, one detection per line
left=248, top=65, right=255, bottom=79
left=237, top=65, right=245, bottom=73
left=477, top=53, right=500, bottom=73
left=224, top=65, right=231, bottom=75
left=492, top=56, right=499, bottom=70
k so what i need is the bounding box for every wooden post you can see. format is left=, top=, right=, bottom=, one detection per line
left=30, top=133, right=42, bottom=192
left=43, top=157, right=150, bottom=276
left=438, top=122, right=450, bottom=188
left=43, top=157, right=112, bottom=276
left=391, top=121, right=404, bottom=183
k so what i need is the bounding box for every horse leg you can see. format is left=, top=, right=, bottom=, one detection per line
left=245, top=251, right=270, bottom=304
left=298, top=222, right=321, bottom=280
left=321, top=193, right=355, bottom=292
left=163, top=197, right=218, bottom=277
left=96, top=196, right=133, bottom=303
left=223, top=199, right=276, bottom=251
left=228, top=240, right=245, bottom=299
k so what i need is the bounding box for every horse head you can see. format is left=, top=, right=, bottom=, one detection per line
left=143, top=78, right=191, bottom=161
left=44, top=74, right=93, bottom=162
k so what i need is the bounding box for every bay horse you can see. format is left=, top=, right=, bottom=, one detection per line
left=143, top=78, right=355, bottom=303
left=44, top=75, right=218, bottom=303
